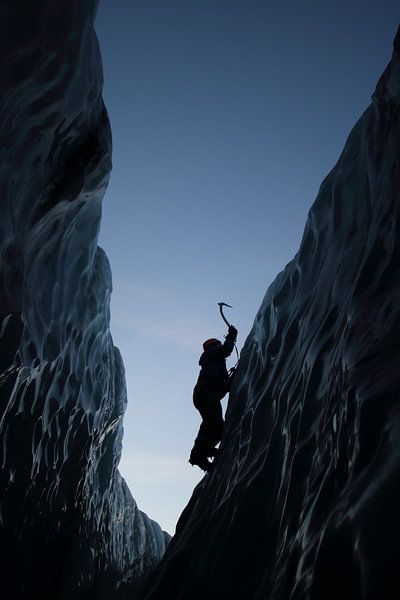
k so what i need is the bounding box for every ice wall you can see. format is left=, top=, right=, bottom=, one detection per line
left=0, top=2, right=168, bottom=598
left=142, top=27, right=400, bottom=600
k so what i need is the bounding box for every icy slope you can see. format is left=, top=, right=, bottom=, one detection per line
left=143, top=27, right=400, bottom=600
left=0, top=2, right=168, bottom=599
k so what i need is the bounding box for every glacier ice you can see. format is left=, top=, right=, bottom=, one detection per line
left=0, top=2, right=168, bottom=599
left=142, top=26, right=400, bottom=600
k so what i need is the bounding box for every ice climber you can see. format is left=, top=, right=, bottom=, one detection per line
left=189, top=324, right=238, bottom=472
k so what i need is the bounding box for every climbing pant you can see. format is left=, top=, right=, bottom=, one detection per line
left=192, top=380, right=225, bottom=451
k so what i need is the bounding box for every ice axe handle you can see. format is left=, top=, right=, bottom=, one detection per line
left=218, top=302, right=232, bottom=328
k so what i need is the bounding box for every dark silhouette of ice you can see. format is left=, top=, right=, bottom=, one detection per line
left=142, top=27, right=400, bottom=600
left=0, top=2, right=168, bottom=599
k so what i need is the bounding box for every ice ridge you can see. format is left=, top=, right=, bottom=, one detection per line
left=0, top=2, right=169, bottom=599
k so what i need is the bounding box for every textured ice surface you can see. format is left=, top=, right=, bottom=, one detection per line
left=0, top=2, right=168, bottom=599
left=142, top=27, right=400, bottom=600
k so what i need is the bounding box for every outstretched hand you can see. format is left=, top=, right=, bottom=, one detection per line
left=228, top=325, right=238, bottom=339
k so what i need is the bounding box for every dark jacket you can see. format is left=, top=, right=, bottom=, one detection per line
left=196, top=336, right=235, bottom=388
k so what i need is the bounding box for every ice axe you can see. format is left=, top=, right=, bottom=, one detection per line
left=218, top=302, right=239, bottom=362
left=218, top=302, right=233, bottom=327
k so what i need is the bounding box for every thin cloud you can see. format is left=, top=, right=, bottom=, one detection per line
left=112, top=281, right=172, bottom=305
left=110, top=280, right=231, bottom=350
left=112, top=312, right=213, bottom=350
left=119, top=452, right=202, bottom=485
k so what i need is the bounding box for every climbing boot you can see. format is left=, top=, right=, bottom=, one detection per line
left=189, top=448, right=212, bottom=472
left=205, top=447, right=219, bottom=458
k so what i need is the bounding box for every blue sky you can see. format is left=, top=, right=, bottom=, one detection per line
left=95, top=2, right=399, bottom=534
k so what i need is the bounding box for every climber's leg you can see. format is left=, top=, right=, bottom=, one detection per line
left=191, top=383, right=224, bottom=458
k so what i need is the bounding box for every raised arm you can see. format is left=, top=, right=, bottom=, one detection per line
left=205, top=326, right=238, bottom=359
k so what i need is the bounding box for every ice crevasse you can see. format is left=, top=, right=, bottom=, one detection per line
left=1, top=2, right=400, bottom=600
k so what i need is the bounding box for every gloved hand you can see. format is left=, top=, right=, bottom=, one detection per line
left=228, top=325, right=238, bottom=339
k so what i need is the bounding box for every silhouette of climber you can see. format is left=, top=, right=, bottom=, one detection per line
left=189, top=324, right=238, bottom=471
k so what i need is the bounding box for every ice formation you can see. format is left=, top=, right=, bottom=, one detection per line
left=142, top=27, right=400, bottom=600
left=0, top=2, right=168, bottom=599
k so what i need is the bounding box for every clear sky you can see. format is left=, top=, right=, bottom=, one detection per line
left=95, top=1, right=399, bottom=534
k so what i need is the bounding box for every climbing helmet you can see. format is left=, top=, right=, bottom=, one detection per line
left=203, top=338, right=221, bottom=351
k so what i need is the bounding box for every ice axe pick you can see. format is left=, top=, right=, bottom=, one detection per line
left=218, top=302, right=233, bottom=327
